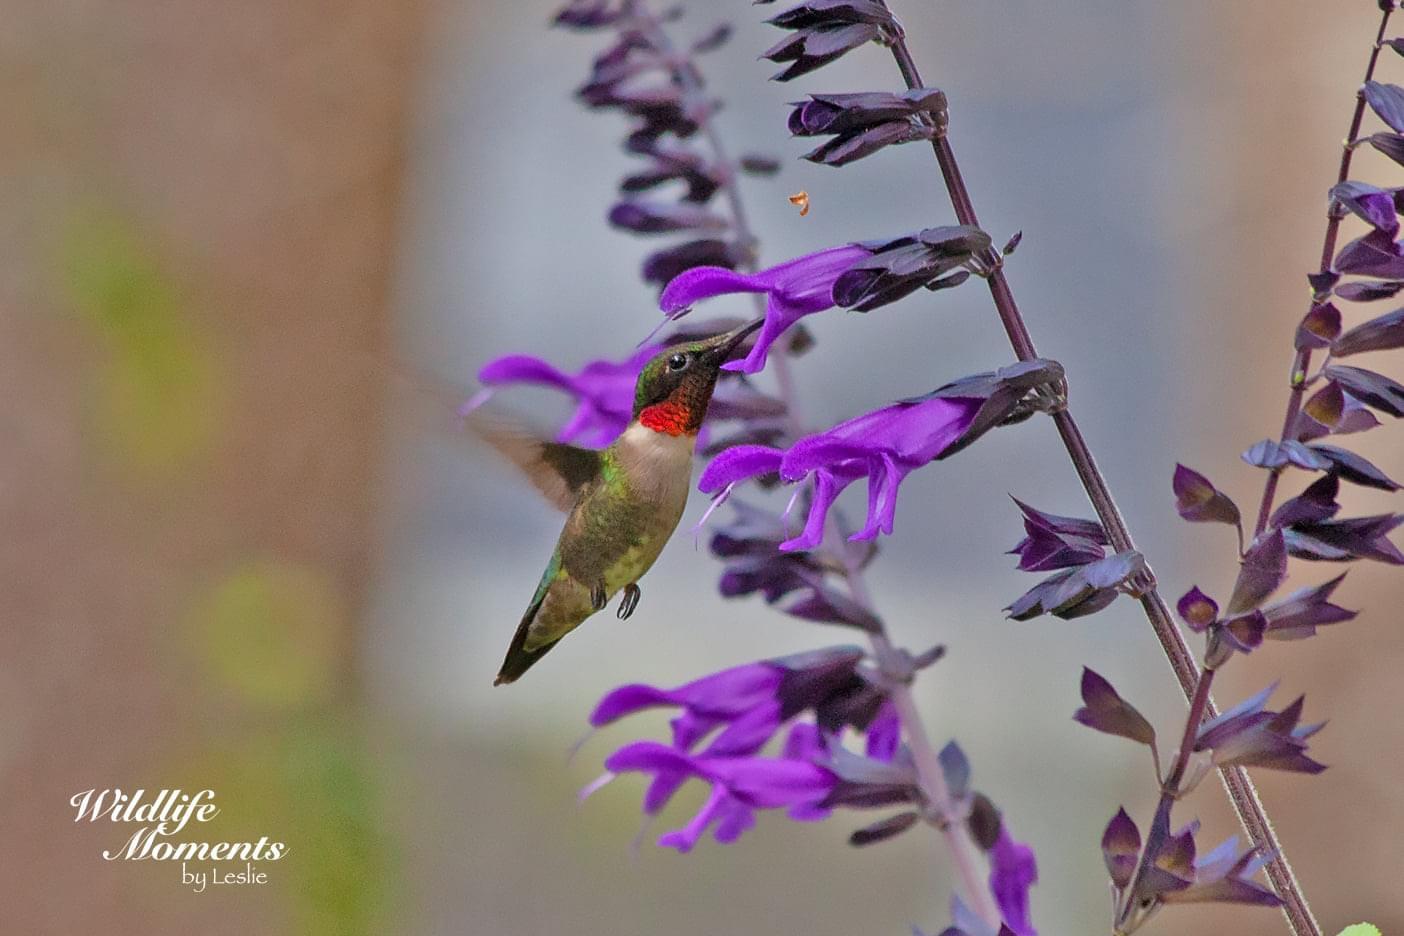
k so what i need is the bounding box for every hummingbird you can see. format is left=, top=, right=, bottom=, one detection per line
left=476, top=319, right=763, bottom=685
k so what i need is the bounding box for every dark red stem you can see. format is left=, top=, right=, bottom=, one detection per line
left=1253, top=5, right=1395, bottom=537
left=880, top=5, right=1324, bottom=933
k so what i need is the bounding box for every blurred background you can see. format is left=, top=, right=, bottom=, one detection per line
left=3, top=1, right=1401, bottom=933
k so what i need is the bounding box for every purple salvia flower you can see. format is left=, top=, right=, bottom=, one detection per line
left=604, top=741, right=837, bottom=851
left=471, top=345, right=655, bottom=446
left=699, top=395, right=983, bottom=550
left=988, top=827, right=1038, bottom=936
left=660, top=243, right=870, bottom=373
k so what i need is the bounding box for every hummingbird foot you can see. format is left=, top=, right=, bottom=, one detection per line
left=591, top=584, right=608, bottom=612
left=617, top=583, right=641, bottom=620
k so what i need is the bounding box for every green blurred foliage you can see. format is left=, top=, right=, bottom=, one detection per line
left=179, top=555, right=395, bottom=935
left=1337, top=925, right=1382, bottom=936
left=178, top=721, right=395, bottom=936
left=61, top=212, right=219, bottom=474
left=192, top=558, right=341, bottom=711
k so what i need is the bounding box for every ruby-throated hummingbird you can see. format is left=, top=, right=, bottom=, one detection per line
left=477, top=320, right=763, bottom=685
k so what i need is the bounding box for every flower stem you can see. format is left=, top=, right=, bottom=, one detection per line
left=643, top=5, right=1003, bottom=923
left=838, top=533, right=1005, bottom=930
left=1252, top=4, right=1394, bottom=538
left=1114, top=667, right=1217, bottom=932
left=877, top=3, right=1320, bottom=932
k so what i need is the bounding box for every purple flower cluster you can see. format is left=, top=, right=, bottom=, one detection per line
left=555, top=0, right=779, bottom=289
left=583, top=646, right=1040, bottom=934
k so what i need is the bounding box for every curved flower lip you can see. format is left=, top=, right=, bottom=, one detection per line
left=698, top=395, right=982, bottom=550
left=589, top=662, right=783, bottom=727
left=605, top=741, right=837, bottom=809
left=660, top=243, right=870, bottom=374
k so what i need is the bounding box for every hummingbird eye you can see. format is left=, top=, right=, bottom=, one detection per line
left=667, top=352, right=689, bottom=371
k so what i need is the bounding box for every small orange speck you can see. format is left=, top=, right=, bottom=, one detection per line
left=788, top=191, right=810, bottom=216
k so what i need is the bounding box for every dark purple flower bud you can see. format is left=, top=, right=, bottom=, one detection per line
left=1323, top=364, right=1404, bottom=417
left=1364, top=80, right=1404, bottom=133
left=779, top=581, right=884, bottom=631
left=641, top=239, right=744, bottom=288
left=763, top=22, right=885, bottom=81
left=1333, top=306, right=1404, bottom=355
left=1366, top=131, right=1404, bottom=168
left=1294, top=302, right=1342, bottom=350
left=1007, top=497, right=1108, bottom=573
left=1160, top=837, right=1282, bottom=907
left=834, top=226, right=992, bottom=311
left=738, top=153, right=782, bottom=175
left=800, top=118, right=936, bottom=167
left=1126, top=802, right=1196, bottom=907
left=1334, top=279, right=1404, bottom=302
left=609, top=199, right=729, bottom=234
left=1009, top=498, right=1108, bottom=543
left=1262, top=573, right=1356, bottom=639
left=1226, top=530, right=1287, bottom=614
left=764, top=0, right=896, bottom=29
left=691, top=22, right=732, bottom=54
left=620, top=150, right=723, bottom=202
left=1241, top=439, right=1332, bottom=471
left=849, top=810, right=920, bottom=846
left=1269, top=474, right=1341, bottom=528
left=1194, top=684, right=1326, bottom=774
left=1101, top=807, right=1141, bottom=892
left=1073, top=668, right=1156, bottom=747
left=660, top=242, right=870, bottom=373
left=1206, top=610, right=1266, bottom=667
left=1283, top=513, right=1404, bottom=564
left=1310, top=443, right=1401, bottom=491
left=554, top=0, right=626, bottom=29
left=788, top=90, right=946, bottom=166
left=1006, top=551, right=1146, bottom=621
left=789, top=89, right=944, bottom=135
left=1334, top=229, right=1404, bottom=279
left=818, top=740, right=921, bottom=809
left=1330, top=180, right=1400, bottom=234
left=1172, top=464, right=1241, bottom=527
left=1176, top=586, right=1219, bottom=632
left=1308, top=270, right=1341, bottom=297
left=1296, top=382, right=1382, bottom=440
left=1008, top=514, right=1106, bottom=572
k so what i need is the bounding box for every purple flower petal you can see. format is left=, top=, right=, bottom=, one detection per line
left=659, top=244, right=870, bottom=374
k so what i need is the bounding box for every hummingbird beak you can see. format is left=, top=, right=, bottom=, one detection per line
left=701, top=318, right=764, bottom=366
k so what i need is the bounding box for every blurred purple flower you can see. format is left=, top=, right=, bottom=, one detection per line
left=660, top=243, right=869, bottom=373
left=604, top=740, right=837, bottom=851
left=469, top=346, right=655, bottom=446
left=989, top=827, right=1039, bottom=936
left=699, top=395, right=983, bottom=550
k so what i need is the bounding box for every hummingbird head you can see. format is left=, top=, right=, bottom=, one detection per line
left=631, top=319, right=763, bottom=436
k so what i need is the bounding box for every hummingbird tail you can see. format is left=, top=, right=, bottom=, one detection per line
left=494, top=575, right=556, bottom=686
left=493, top=620, right=557, bottom=686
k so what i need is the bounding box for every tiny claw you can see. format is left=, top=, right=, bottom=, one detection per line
left=591, top=584, right=608, bottom=612
left=617, top=583, right=641, bottom=620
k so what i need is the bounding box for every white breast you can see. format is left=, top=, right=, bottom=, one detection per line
left=617, top=421, right=695, bottom=501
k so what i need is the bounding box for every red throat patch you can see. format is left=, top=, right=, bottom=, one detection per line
left=639, top=401, right=694, bottom=436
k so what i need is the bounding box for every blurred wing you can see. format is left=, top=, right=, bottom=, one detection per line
left=466, top=412, right=602, bottom=511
